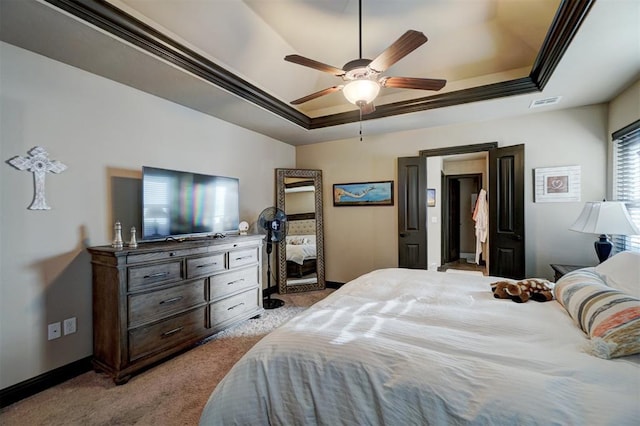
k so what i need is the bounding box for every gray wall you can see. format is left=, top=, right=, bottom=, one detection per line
left=0, top=42, right=295, bottom=389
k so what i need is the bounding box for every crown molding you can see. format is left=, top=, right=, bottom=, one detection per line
left=45, top=0, right=596, bottom=130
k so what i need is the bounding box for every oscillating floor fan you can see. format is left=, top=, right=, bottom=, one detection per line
left=258, top=207, right=288, bottom=309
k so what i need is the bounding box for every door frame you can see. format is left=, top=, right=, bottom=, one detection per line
left=419, top=142, right=497, bottom=269
left=420, top=142, right=498, bottom=158
left=443, top=173, right=482, bottom=264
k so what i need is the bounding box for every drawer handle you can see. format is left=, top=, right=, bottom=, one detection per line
left=144, top=271, right=169, bottom=279
left=227, top=279, right=245, bottom=286
left=159, top=296, right=183, bottom=305
left=197, top=262, right=218, bottom=268
left=227, top=302, right=245, bottom=311
left=161, top=327, right=183, bottom=337
left=235, top=256, right=252, bottom=261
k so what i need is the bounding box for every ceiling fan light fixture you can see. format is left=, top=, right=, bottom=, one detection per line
left=343, top=79, right=380, bottom=106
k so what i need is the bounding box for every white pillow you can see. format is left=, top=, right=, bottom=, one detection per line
left=287, top=236, right=306, bottom=245
left=594, top=251, right=640, bottom=298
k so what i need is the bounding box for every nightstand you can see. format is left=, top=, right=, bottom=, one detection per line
left=550, top=264, right=591, bottom=282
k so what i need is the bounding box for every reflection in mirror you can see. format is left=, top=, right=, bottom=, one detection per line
left=276, top=169, right=325, bottom=293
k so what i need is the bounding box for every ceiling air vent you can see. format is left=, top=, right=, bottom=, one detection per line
left=530, top=96, right=562, bottom=109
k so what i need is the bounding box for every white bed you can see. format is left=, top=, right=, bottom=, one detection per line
left=286, top=234, right=317, bottom=279
left=285, top=234, right=316, bottom=265
left=200, top=266, right=640, bottom=425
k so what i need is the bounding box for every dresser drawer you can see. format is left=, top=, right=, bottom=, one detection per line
left=128, top=279, right=206, bottom=328
left=186, top=253, right=226, bottom=278
left=129, top=306, right=206, bottom=362
left=209, top=287, right=260, bottom=326
left=228, top=247, right=258, bottom=269
left=209, top=266, right=259, bottom=301
left=126, top=250, right=182, bottom=264
left=128, top=260, right=183, bottom=291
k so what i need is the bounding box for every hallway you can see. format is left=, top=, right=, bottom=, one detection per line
left=439, top=258, right=487, bottom=275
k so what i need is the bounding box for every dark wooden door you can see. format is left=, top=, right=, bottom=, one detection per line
left=397, top=156, right=427, bottom=269
left=489, top=144, right=525, bottom=278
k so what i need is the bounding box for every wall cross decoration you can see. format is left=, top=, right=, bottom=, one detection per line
left=7, top=146, right=67, bottom=210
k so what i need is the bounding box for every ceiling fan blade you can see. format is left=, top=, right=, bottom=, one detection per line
left=290, top=86, right=343, bottom=105
left=359, top=102, right=376, bottom=115
left=380, top=76, right=446, bottom=91
left=368, top=30, right=428, bottom=73
left=285, top=55, right=345, bottom=76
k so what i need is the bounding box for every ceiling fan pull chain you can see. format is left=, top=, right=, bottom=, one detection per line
left=359, top=107, right=363, bottom=142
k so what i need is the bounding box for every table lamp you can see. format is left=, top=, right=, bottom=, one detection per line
left=569, top=201, right=640, bottom=262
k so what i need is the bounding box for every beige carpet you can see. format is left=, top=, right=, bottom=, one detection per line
left=441, top=259, right=487, bottom=276
left=0, top=289, right=334, bottom=426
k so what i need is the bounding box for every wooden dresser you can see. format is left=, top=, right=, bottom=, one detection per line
left=88, top=234, right=263, bottom=384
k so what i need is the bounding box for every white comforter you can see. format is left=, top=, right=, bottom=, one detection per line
left=200, top=268, right=640, bottom=425
left=286, top=243, right=316, bottom=265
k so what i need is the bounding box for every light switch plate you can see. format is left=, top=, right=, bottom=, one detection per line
left=48, top=322, right=61, bottom=340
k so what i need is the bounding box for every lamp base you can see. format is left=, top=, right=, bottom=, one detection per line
left=594, top=234, right=612, bottom=263
left=263, top=298, right=285, bottom=310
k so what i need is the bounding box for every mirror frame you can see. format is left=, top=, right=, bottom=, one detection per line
left=276, top=168, right=325, bottom=293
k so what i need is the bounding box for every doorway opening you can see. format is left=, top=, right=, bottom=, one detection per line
left=399, top=142, right=525, bottom=278
left=441, top=173, right=486, bottom=275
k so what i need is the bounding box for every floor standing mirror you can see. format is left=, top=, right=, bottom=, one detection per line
left=276, top=168, right=325, bottom=293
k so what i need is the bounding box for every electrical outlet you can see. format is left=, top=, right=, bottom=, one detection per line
left=48, top=322, right=61, bottom=340
left=63, top=317, right=77, bottom=335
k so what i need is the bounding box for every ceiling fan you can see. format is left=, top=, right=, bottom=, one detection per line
left=285, top=0, right=446, bottom=115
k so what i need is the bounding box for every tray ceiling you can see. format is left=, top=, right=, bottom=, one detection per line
left=1, top=0, right=638, bottom=145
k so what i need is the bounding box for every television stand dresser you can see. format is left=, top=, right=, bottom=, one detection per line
left=88, top=234, right=263, bottom=384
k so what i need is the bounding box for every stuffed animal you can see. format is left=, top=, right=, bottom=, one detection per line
left=490, top=279, right=554, bottom=303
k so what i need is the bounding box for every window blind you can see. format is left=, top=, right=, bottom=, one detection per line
left=612, top=120, right=640, bottom=252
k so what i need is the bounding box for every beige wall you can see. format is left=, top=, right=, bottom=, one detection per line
left=285, top=190, right=315, bottom=214
left=297, top=105, right=611, bottom=283
left=0, top=43, right=295, bottom=389
left=607, top=80, right=640, bottom=199
left=426, top=156, right=442, bottom=269
left=443, top=158, right=487, bottom=179
left=608, top=80, right=640, bottom=135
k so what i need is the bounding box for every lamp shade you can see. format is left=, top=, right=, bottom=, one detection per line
left=342, top=79, right=380, bottom=105
left=569, top=201, right=640, bottom=235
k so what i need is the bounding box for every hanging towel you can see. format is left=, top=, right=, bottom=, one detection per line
left=473, top=189, right=488, bottom=264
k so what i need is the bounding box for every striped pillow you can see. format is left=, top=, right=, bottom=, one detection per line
left=554, top=268, right=640, bottom=359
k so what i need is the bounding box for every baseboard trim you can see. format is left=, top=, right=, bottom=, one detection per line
left=326, top=281, right=344, bottom=289
left=4, top=282, right=345, bottom=408
left=0, top=356, right=93, bottom=408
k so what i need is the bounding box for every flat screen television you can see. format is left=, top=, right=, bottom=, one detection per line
left=141, top=166, right=240, bottom=241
